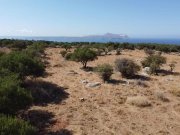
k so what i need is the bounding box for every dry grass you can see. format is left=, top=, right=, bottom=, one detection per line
left=28, top=48, right=180, bottom=135
left=171, top=89, right=180, bottom=97
left=154, top=91, right=169, bottom=102
left=126, top=96, right=151, bottom=107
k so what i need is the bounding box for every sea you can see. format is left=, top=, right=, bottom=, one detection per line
left=0, top=36, right=180, bottom=45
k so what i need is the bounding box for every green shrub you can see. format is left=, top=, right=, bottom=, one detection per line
left=62, top=44, right=71, bottom=51
left=60, top=50, right=67, bottom=57
left=115, top=58, right=140, bottom=78
left=65, top=53, right=74, bottom=60
left=0, top=114, right=36, bottom=135
left=0, top=73, right=32, bottom=114
left=71, top=47, right=97, bottom=68
left=0, top=52, right=45, bottom=79
left=95, top=64, right=113, bottom=82
left=141, top=55, right=166, bottom=74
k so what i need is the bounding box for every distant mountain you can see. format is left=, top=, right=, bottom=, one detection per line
left=84, top=33, right=128, bottom=38
left=0, top=33, right=128, bottom=43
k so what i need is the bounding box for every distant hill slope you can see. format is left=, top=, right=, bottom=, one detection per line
left=0, top=33, right=128, bottom=42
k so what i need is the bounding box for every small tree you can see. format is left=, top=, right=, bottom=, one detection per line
left=141, top=55, right=166, bottom=75
left=115, top=58, right=140, bottom=78
left=0, top=114, right=36, bottom=135
left=95, top=64, right=113, bottom=82
left=72, top=47, right=97, bottom=68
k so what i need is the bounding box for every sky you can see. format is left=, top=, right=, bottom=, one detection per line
left=0, top=0, right=180, bottom=38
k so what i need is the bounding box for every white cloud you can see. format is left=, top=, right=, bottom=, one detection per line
left=16, top=29, right=33, bottom=34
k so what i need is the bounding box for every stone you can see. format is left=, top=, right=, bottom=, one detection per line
left=86, top=82, right=101, bottom=88
left=67, top=70, right=78, bottom=75
left=81, top=80, right=89, bottom=84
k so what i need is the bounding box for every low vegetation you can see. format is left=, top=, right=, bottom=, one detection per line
left=95, top=64, right=113, bottom=82
left=0, top=114, right=36, bottom=135
left=0, top=39, right=179, bottom=134
left=70, top=47, right=97, bottom=68
left=141, top=55, right=166, bottom=75
left=60, top=50, right=67, bottom=57
left=126, top=96, right=151, bottom=107
left=115, top=58, right=140, bottom=78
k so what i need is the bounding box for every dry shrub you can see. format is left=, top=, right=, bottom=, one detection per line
left=154, top=91, right=169, bottom=102
left=135, top=80, right=148, bottom=88
left=126, top=96, right=151, bottom=107
left=171, top=89, right=180, bottom=97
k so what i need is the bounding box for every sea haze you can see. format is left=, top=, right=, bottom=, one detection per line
left=0, top=33, right=180, bottom=45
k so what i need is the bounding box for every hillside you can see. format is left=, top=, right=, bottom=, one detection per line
left=27, top=48, right=180, bottom=135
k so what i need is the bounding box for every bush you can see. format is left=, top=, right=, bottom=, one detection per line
left=0, top=52, right=45, bottom=79
left=144, top=48, right=155, bottom=56
left=65, top=53, right=74, bottom=60
left=71, top=47, right=97, bottom=68
left=169, top=61, right=176, bottom=72
left=115, top=58, right=140, bottom=78
left=95, top=64, right=113, bottom=82
left=62, top=44, right=71, bottom=51
left=0, top=72, right=32, bottom=114
left=141, top=55, right=166, bottom=74
left=116, top=48, right=121, bottom=55
left=0, top=114, right=36, bottom=135
left=60, top=50, right=67, bottom=57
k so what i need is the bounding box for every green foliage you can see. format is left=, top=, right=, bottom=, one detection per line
left=95, top=64, right=113, bottom=82
left=65, top=53, right=74, bottom=60
left=0, top=71, right=32, bottom=114
left=0, top=52, right=5, bottom=57
left=0, top=52, right=45, bottom=79
left=26, top=42, right=46, bottom=57
left=115, top=58, right=140, bottom=78
left=60, top=50, right=67, bottom=57
left=62, top=44, right=71, bottom=51
left=71, top=47, right=97, bottom=68
left=0, top=114, right=36, bottom=135
left=141, top=55, right=166, bottom=74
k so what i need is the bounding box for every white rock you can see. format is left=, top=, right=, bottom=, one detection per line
left=86, top=82, right=101, bottom=88
left=81, top=80, right=89, bottom=84
left=79, top=98, right=85, bottom=102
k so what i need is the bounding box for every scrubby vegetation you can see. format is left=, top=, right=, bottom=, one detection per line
left=70, top=47, right=97, bottom=68
left=60, top=50, right=67, bottom=57
left=95, top=64, right=113, bottom=82
left=0, top=38, right=180, bottom=134
left=0, top=114, right=36, bottom=135
left=0, top=52, right=45, bottom=79
left=115, top=58, right=140, bottom=78
left=141, top=55, right=166, bottom=74
left=0, top=71, right=32, bottom=114
left=0, top=41, right=46, bottom=134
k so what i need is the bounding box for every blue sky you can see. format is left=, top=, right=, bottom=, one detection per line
left=0, top=0, right=180, bottom=38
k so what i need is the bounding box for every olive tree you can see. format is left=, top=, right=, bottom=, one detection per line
left=72, top=47, right=97, bottom=68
